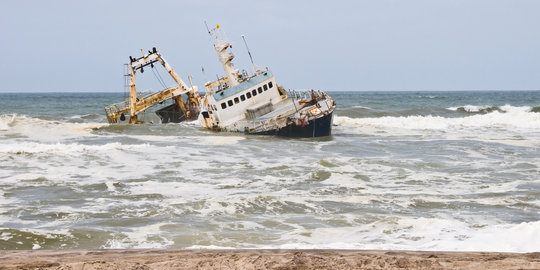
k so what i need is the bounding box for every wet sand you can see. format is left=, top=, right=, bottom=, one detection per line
left=0, top=249, right=539, bottom=269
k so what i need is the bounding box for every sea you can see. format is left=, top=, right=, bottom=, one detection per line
left=0, top=91, right=539, bottom=252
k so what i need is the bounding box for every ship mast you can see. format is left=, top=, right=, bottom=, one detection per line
left=207, top=24, right=240, bottom=87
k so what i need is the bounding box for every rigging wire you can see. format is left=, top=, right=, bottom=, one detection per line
left=151, top=64, right=167, bottom=89
left=156, top=68, right=168, bottom=88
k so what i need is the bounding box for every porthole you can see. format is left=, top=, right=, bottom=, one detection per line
left=228, top=100, right=233, bottom=106
left=246, top=92, right=252, bottom=98
left=252, top=89, right=257, bottom=96
left=221, top=103, right=227, bottom=109
left=234, top=97, right=239, bottom=104
left=258, top=87, right=262, bottom=93
left=240, top=95, right=246, bottom=101
left=268, top=81, right=273, bottom=88
left=263, top=84, right=268, bottom=91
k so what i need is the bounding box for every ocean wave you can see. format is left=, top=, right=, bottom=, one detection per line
left=416, top=95, right=439, bottom=99
left=68, top=113, right=104, bottom=122
left=446, top=104, right=534, bottom=114
left=0, top=114, right=16, bottom=131
left=70, top=113, right=101, bottom=119
left=352, top=105, right=371, bottom=110
left=274, top=217, right=540, bottom=252
left=196, top=136, right=246, bottom=145
left=0, top=142, right=156, bottom=154
left=102, top=223, right=174, bottom=249
left=0, top=114, right=108, bottom=141
left=334, top=108, right=540, bottom=131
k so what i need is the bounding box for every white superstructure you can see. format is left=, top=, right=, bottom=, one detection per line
left=197, top=25, right=335, bottom=137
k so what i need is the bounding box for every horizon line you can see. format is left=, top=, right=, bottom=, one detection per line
left=0, top=89, right=539, bottom=94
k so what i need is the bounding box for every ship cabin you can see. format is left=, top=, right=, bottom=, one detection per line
left=201, top=70, right=287, bottom=128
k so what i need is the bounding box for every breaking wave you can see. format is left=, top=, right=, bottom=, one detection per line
left=446, top=104, right=534, bottom=114
left=334, top=108, right=540, bottom=131
left=0, top=114, right=16, bottom=131
left=0, top=142, right=156, bottom=155
left=275, top=218, right=540, bottom=252
left=0, top=114, right=108, bottom=141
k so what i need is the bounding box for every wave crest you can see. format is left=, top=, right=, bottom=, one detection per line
left=446, top=104, right=533, bottom=114
left=0, top=114, right=17, bottom=131
left=334, top=108, right=540, bottom=131
left=0, top=142, right=155, bottom=154
left=0, top=114, right=108, bottom=141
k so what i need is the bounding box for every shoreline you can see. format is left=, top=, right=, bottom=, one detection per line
left=0, top=249, right=538, bottom=269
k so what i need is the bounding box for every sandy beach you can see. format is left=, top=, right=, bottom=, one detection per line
left=0, top=249, right=538, bottom=269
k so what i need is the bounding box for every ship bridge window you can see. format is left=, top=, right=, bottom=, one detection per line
left=228, top=100, right=233, bottom=107
left=252, top=89, right=257, bottom=96
left=258, top=87, right=263, bottom=93
left=263, top=84, right=268, bottom=91
left=240, top=94, right=246, bottom=101
left=246, top=92, right=252, bottom=98
left=234, top=97, right=239, bottom=104
left=268, top=81, right=273, bottom=88
left=221, top=102, right=227, bottom=109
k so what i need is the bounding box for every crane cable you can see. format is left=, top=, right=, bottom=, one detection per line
left=151, top=65, right=167, bottom=89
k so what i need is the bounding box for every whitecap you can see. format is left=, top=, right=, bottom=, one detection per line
left=274, top=217, right=540, bottom=252
left=101, top=223, right=174, bottom=249
left=0, top=114, right=16, bottom=131
left=1, top=115, right=108, bottom=141
left=198, top=136, right=246, bottom=145
left=0, top=142, right=155, bottom=155
left=334, top=108, right=540, bottom=132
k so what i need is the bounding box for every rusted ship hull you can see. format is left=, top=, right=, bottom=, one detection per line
left=251, top=110, right=334, bottom=137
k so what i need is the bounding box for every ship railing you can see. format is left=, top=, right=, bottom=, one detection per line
left=135, top=89, right=157, bottom=101
left=104, top=100, right=129, bottom=115
left=104, top=89, right=157, bottom=122
left=105, top=89, right=155, bottom=111
left=287, top=89, right=326, bottom=101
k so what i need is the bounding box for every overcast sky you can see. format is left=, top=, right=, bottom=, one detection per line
left=1, top=0, right=539, bottom=92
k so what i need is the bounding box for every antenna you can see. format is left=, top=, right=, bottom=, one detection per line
left=204, top=21, right=211, bottom=36
left=201, top=66, right=208, bottom=83
left=241, top=34, right=256, bottom=74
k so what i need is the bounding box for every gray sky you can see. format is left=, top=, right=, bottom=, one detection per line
left=1, top=0, right=539, bottom=92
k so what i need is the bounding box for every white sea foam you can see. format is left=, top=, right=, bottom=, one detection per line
left=334, top=108, right=540, bottom=137
left=447, top=105, right=493, bottom=112
left=499, top=104, right=534, bottom=113
left=102, top=223, right=174, bottom=249
left=0, top=114, right=16, bottom=131
left=127, top=180, right=216, bottom=200
left=447, top=104, right=533, bottom=113
left=479, top=139, right=540, bottom=147
left=0, top=114, right=107, bottom=141
left=0, top=142, right=154, bottom=154
left=353, top=105, right=371, bottom=109
left=127, top=135, right=181, bottom=142
left=275, top=218, right=540, bottom=252
left=197, top=136, right=246, bottom=145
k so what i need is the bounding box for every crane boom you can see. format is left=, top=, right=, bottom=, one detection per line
left=105, top=48, right=200, bottom=124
